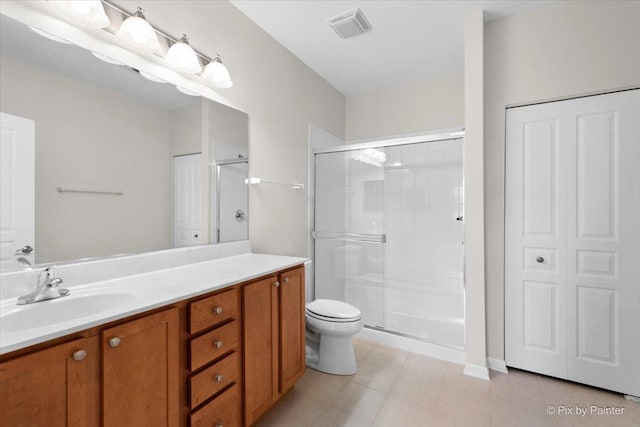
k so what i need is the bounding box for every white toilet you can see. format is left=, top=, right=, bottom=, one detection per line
left=305, top=299, right=363, bottom=375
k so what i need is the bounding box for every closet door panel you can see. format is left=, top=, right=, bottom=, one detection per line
left=566, top=90, right=640, bottom=396
left=505, top=107, right=568, bottom=378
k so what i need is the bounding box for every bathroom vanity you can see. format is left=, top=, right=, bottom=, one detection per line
left=0, top=249, right=306, bottom=427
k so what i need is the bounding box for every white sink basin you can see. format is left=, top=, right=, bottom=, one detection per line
left=0, top=293, right=136, bottom=333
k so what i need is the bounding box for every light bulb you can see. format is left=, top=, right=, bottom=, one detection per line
left=202, top=55, right=233, bottom=88
left=116, top=8, right=160, bottom=53
left=165, top=35, right=202, bottom=74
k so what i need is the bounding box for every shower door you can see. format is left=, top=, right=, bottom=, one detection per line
left=216, top=159, right=248, bottom=243
left=313, top=148, right=386, bottom=327
left=314, top=139, right=465, bottom=348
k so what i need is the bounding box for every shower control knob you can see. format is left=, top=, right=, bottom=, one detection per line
left=214, top=340, right=223, bottom=348
left=536, top=257, right=544, bottom=263
left=194, top=234, right=198, bottom=238
left=213, top=306, right=223, bottom=315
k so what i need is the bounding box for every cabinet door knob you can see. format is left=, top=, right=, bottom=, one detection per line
left=214, top=340, right=223, bottom=349
left=273, top=281, right=280, bottom=288
left=536, top=257, right=544, bottom=263
left=73, top=350, right=87, bottom=361
left=108, top=337, right=121, bottom=348
left=214, top=374, right=224, bottom=383
left=283, top=277, right=290, bottom=283
left=212, top=306, right=223, bottom=315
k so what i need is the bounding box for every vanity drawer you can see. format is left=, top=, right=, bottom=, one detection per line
left=190, top=383, right=241, bottom=427
left=190, top=352, right=239, bottom=409
left=190, top=288, right=238, bottom=334
left=190, top=320, right=240, bottom=371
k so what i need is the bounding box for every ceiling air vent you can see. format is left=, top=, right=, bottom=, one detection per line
left=327, top=8, right=372, bottom=39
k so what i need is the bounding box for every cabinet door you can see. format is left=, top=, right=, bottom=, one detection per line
left=0, top=336, right=100, bottom=427
left=102, top=308, right=179, bottom=427
left=243, top=276, right=279, bottom=426
left=279, top=267, right=305, bottom=392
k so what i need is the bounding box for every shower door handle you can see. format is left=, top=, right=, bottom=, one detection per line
left=311, top=231, right=386, bottom=244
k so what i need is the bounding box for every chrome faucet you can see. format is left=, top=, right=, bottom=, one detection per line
left=17, top=267, right=70, bottom=305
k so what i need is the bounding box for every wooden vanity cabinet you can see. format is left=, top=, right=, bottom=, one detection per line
left=0, top=336, right=101, bottom=427
left=243, top=266, right=305, bottom=426
left=102, top=308, right=180, bottom=427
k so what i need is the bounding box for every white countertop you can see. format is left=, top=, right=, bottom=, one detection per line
left=0, top=253, right=306, bottom=355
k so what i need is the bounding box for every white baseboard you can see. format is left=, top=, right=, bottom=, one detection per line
left=463, top=363, right=490, bottom=381
left=356, top=328, right=466, bottom=364
left=487, top=357, right=508, bottom=374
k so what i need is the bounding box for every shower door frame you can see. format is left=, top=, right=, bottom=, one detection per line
left=311, top=127, right=467, bottom=349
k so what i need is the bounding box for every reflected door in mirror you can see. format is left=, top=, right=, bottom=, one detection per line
left=0, top=112, right=35, bottom=269
left=173, top=154, right=203, bottom=247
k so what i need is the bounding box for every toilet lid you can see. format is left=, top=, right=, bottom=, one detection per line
left=306, top=299, right=361, bottom=320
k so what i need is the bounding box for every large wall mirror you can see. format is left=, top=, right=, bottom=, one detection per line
left=0, top=14, right=249, bottom=269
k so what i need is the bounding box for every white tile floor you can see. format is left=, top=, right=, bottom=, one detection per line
left=257, top=338, right=640, bottom=427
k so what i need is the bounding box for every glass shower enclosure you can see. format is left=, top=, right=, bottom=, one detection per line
left=313, top=136, right=465, bottom=348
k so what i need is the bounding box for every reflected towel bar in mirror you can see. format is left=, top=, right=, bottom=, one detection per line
left=56, top=186, right=124, bottom=196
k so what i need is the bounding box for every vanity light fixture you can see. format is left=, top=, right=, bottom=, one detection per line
left=139, top=70, right=168, bottom=83
left=176, top=86, right=200, bottom=96
left=165, top=35, right=202, bottom=74
left=28, top=26, right=73, bottom=44
left=116, top=7, right=161, bottom=53
left=91, top=51, right=125, bottom=65
left=51, top=0, right=110, bottom=29
left=202, top=55, right=233, bottom=88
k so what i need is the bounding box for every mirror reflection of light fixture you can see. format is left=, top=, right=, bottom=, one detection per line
left=116, top=7, right=160, bottom=53
left=28, top=25, right=73, bottom=44
left=165, top=35, right=202, bottom=74
left=350, top=148, right=387, bottom=167
left=202, top=55, right=233, bottom=88
left=139, top=70, right=168, bottom=83
left=176, top=86, right=200, bottom=96
left=51, top=0, right=110, bottom=29
left=91, top=51, right=125, bottom=66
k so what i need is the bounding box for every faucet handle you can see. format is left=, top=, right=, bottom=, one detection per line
left=48, top=277, right=64, bottom=287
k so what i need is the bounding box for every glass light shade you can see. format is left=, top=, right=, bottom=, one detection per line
left=139, top=70, right=168, bottom=83
left=91, top=51, right=125, bottom=66
left=53, top=1, right=110, bottom=28
left=165, top=37, right=202, bottom=74
left=202, top=56, right=233, bottom=88
left=29, top=26, right=72, bottom=44
left=116, top=10, right=160, bottom=53
left=176, top=86, right=200, bottom=97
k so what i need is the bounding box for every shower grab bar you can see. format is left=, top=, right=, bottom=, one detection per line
left=312, top=231, right=386, bottom=244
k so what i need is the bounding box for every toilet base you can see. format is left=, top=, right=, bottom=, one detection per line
left=305, top=332, right=357, bottom=376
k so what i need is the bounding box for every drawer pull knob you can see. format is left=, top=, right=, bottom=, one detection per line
left=214, top=340, right=223, bottom=349
left=215, top=424, right=223, bottom=427
left=213, top=306, right=223, bottom=315
left=108, top=337, right=121, bottom=348
left=73, top=350, right=87, bottom=361
left=284, top=277, right=290, bottom=283
left=273, top=281, right=280, bottom=288
left=536, top=257, right=544, bottom=263
left=214, top=374, right=224, bottom=383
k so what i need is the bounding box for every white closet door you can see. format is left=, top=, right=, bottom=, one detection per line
left=506, top=89, right=640, bottom=396
left=173, top=154, right=203, bottom=248
left=505, top=104, right=569, bottom=378
left=565, top=90, right=640, bottom=396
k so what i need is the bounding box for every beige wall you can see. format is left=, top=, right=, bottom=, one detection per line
left=0, top=58, right=173, bottom=263
left=127, top=1, right=345, bottom=257
left=345, top=72, right=464, bottom=141
left=484, top=0, right=640, bottom=360
left=170, top=102, right=202, bottom=157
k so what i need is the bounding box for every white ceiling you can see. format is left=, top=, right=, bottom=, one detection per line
left=230, top=1, right=551, bottom=95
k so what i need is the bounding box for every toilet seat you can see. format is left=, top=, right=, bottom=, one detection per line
left=306, top=299, right=361, bottom=322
